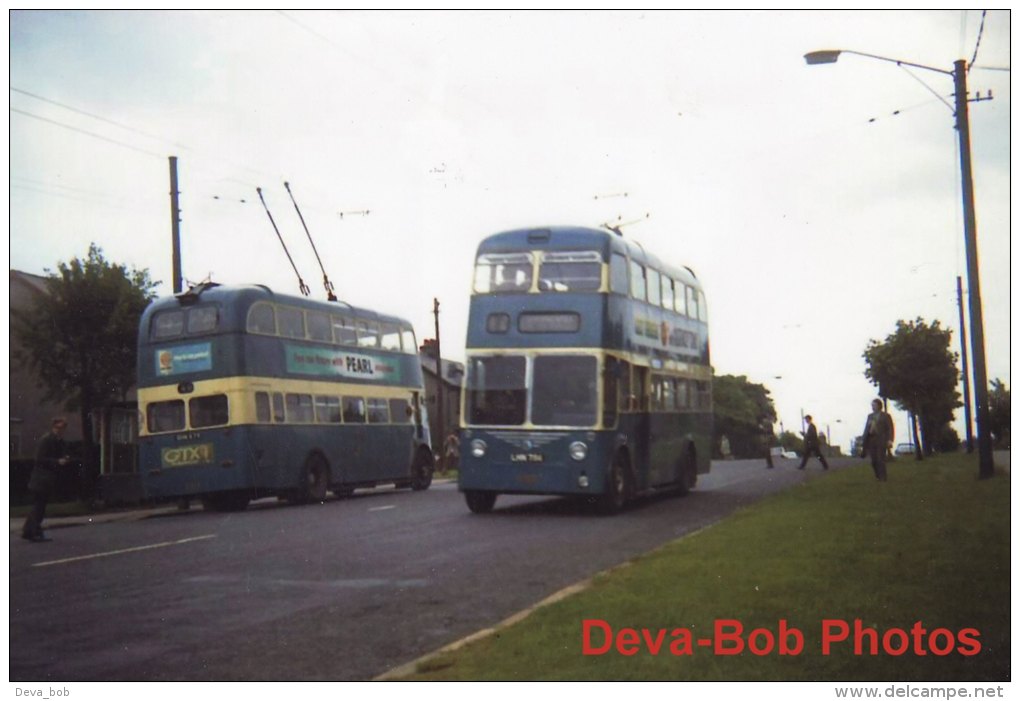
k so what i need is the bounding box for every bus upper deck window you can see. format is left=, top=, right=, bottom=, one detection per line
left=277, top=307, right=305, bottom=339
left=187, top=306, right=218, bottom=334
left=686, top=287, right=698, bottom=320
left=358, top=321, right=380, bottom=348
left=380, top=324, right=402, bottom=351
left=153, top=310, right=185, bottom=339
left=247, top=303, right=276, bottom=335
left=307, top=311, right=331, bottom=342
left=538, top=251, right=602, bottom=292
left=400, top=328, right=416, bottom=354
left=332, top=316, right=358, bottom=346
left=474, top=253, right=533, bottom=294
left=609, top=253, right=629, bottom=294
left=629, top=260, right=646, bottom=301
left=646, top=269, right=662, bottom=307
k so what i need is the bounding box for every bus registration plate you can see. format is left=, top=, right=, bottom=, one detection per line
left=161, top=443, right=215, bottom=468
left=510, top=453, right=544, bottom=463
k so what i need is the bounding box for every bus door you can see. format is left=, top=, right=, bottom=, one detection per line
left=633, top=366, right=653, bottom=490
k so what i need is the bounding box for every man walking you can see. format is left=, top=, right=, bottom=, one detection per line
left=861, top=399, right=895, bottom=481
left=797, top=415, right=829, bottom=471
left=22, top=417, right=70, bottom=542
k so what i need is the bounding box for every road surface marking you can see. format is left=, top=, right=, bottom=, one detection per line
left=31, top=534, right=217, bottom=568
left=368, top=505, right=396, bottom=512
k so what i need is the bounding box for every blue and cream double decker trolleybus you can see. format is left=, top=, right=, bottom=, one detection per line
left=138, top=283, right=434, bottom=511
left=458, top=226, right=711, bottom=514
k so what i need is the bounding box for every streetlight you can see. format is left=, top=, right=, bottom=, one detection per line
left=804, top=49, right=995, bottom=479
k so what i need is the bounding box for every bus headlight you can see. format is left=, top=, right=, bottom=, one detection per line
left=470, top=439, right=487, bottom=458
left=569, top=441, right=588, bottom=461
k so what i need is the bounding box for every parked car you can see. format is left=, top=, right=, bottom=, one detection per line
left=781, top=450, right=798, bottom=459
left=894, top=443, right=916, bottom=456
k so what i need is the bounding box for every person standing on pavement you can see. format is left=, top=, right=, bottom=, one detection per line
left=797, top=415, right=830, bottom=471
left=861, top=398, right=895, bottom=481
left=22, top=417, right=71, bottom=542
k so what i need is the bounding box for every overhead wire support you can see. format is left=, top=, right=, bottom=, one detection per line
left=256, top=186, right=310, bottom=297
left=284, top=181, right=336, bottom=301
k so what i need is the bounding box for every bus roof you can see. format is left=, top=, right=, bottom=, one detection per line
left=476, top=226, right=701, bottom=288
left=141, top=282, right=414, bottom=328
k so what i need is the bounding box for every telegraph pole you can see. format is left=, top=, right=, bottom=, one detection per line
left=433, top=298, right=445, bottom=470
left=169, top=156, right=183, bottom=294
left=953, top=60, right=994, bottom=478
left=956, top=276, right=974, bottom=452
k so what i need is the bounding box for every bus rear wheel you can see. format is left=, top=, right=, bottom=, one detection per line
left=676, top=446, right=698, bottom=497
left=410, top=449, right=434, bottom=491
left=295, top=454, right=329, bottom=503
left=599, top=452, right=631, bottom=514
left=465, top=490, right=497, bottom=514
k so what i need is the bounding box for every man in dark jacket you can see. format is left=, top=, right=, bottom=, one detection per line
left=22, top=417, right=70, bottom=542
left=861, top=399, right=895, bottom=481
left=797, top=415, right=830, bottom=470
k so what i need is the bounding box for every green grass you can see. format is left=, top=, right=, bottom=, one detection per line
left=398, top=455, right=1010, bottom=681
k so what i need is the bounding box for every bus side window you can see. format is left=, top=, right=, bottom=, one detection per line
left=661, top=277, right=675, bottom=311
left=698, top=292, right=708, bottom=322
left=629, top=260, right=645, bottom=301
left=286, top=393, right=314, bottom=423
left=343, top=397, right=366, bottom=423
left=247, top=303, right=276, bottom=335
left=400, top=328, right=416, bottom=354
left=603, top=358, right=618, bottom=428
left=278, top=306, right=306, bottom=339
left=367, top=398, right=389, bottom=424
left=609, top=253, right=629, bottom=295
left=255, top=392, right=271, bottom=423
left=389, top=398, right=411, bottom=424
left=380, top=325, right=402, bottom=351
left=618, top=361, right=632, bottom=413
left=272, top=393, right=285, bottom=423
left=686, top=287, right=698, bottom=320
left=646, top=269, right=661, bottom=307
left=307, top=311, right=332, bottom=342
left=357, top=321, right=380, bottom=348
left=314, top=396, right=341, bottom=423
left=332, top=316, right=358, bottom=346
left=675, top=284, right=688, bottom=316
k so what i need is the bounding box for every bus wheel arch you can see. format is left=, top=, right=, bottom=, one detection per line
left=410, top=447, right=434, bottom=491
left=600, top=448, right=633, bottom=514
left=297, top=451, right=330, bottom=503
left=676, top=441, right=698, bottom=496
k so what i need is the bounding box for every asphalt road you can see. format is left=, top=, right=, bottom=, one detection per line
left=10, top=457, right=856, bottom=681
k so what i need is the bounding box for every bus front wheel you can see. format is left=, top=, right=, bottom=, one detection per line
left=465, top=490, right=497, bottom=514
left=599, top=452, right=631, bottom=514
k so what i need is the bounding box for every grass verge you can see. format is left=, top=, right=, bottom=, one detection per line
left=398, top=455, right=1009, bottom=681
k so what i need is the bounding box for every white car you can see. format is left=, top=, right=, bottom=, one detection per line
left=781, top=450, right=798, bottom=459
left=894, top=443, right=916, bottom=456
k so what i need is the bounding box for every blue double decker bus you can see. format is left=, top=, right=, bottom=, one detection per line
left=137, top=283, right=433, bottom=511
left=458, top=226, right=711, bottom=513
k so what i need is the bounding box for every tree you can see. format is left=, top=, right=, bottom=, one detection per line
left=988, top=379, right=1010, bottom=448
left=712, top=374, right=777, bottom=459
left=12, top=244, right=158, bottom=481
left=862, top=318, right=962, bottom=459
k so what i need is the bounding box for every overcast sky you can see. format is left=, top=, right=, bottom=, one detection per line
left=8, top=10, right=1011, bottom=451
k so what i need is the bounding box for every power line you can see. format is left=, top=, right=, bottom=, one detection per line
left=969, top=10, right=987, bottom=72
left=11, top=107, right=164, bottom=158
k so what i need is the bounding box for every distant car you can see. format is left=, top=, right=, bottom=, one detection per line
left=781, top=450, right=798, bottom=459
left=894, top=443, right=916, bottom=456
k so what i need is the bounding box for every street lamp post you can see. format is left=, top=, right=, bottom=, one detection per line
left=804, top=49, right=995, bottom=479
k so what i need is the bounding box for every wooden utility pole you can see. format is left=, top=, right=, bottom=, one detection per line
left=956, top=276, right=974, bottom=452
left=169, top=156, right=183, bottom=293
left=433, top=298, right=445, bottom=469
